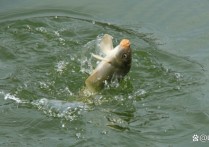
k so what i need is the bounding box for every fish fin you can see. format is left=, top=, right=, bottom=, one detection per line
left=92, top=53, right=111, bottom=64
left=100, top=34, right=113, bottom=55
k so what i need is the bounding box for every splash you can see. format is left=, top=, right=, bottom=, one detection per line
left=0, top=91, right=25, bottom=104
left=32, top=98, right=88, bottom=121
left=55, top=60, right=69, bottom=74
left=1, top=90, right=88, bottom=121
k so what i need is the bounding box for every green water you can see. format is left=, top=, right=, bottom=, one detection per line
left=1, top=1, right=209, bottom=147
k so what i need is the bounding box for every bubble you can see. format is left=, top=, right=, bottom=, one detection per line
left=26, top=25, right=31, bottom=30
left=38, top=98, right=48, bottom=105
left=55, top=61, right=68, bottom=73
left=54, top=31, right=60, bottom=37
left=71, top=56, right=75, bottom=61
left=35, top=27, right=47, bottom=33
left=80, top=57, right=93, bottom=74
left=87, top=120, right=93, bottom=124
left=75, top=133, right=81, bottom=139
left=128, top=95, right=133, bottom=99
left=101, top=130, right=108, bottom=135
left=4, top=93, right=22, bottom=103
left=134, top=89, right=147, bottom=97
left=175, top=86, right=181, bottom=90
left=39, top=82, right=49, bottom=89
left=58, top=37, right=65, bottom=44
left=174, top=72, right=181, bottom=79
left=62, top=87, right=74, bottom=96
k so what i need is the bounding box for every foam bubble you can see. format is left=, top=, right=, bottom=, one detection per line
left=55, top=61, right=68, bottom=73
left=4, top=93, right=22, bottom=103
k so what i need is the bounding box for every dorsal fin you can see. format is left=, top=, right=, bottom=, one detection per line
left=100, top=34, right=113, bottom=55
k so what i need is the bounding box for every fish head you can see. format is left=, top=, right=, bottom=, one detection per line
left=113, top=39, right=132, bottom=69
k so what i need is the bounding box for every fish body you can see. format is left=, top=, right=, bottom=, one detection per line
left=85, top=34, right=132, bottom=92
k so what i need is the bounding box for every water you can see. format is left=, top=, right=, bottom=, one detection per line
left=1, top=1, right=209, bottom=147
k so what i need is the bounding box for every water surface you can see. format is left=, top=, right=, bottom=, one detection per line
left=0, top=1, right=209, bottom=147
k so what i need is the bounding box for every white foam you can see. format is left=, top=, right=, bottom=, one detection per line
left=55, top=61, right=68, bottom=73
left=4, top=93, right=22, bottom=103
left=35, top=27, right=47, bottom=33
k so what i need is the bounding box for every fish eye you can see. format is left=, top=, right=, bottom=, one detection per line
left=122, top=53, right=128, bottom=59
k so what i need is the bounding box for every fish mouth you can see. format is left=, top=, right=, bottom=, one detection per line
left=120, top=39, right=130, bottom=49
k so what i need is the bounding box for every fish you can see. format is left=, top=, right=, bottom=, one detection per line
left=84, top=34, right=132, bottom=93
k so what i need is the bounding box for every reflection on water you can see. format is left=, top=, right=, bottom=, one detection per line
left=0, top=15, right=206, bottom=146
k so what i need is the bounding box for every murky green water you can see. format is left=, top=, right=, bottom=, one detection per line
left=1, top=1, right=209, bottom=147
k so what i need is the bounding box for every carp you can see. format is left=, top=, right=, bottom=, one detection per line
left=85, top=34, right=132, bottom=93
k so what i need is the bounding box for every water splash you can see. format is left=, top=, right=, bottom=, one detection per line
left=1, top=91, right=26, bottom=104
left=31, top=98, right=88, bottom=121
left=35, top=27, right=47, bottom=33
left=1, top=90, right=88, bottom=121
left=55, top=60, right=69, bottom=74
